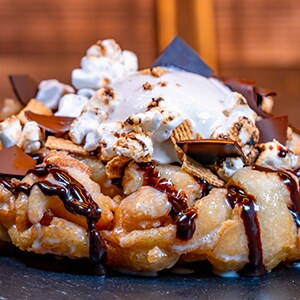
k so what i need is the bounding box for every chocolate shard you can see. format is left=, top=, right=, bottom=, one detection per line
left=222, top=78, right=273, bottom=118
left=0, top=145, right=36, bottom=176
left=9, top=75, right=38, bottom=106
left=177, top=139, right=245, bottom=164
left=152, top=36, right=214, bottom=78
left=25, top=111, right=75, bottom=133
left=256, top=115, right=288, bottom=145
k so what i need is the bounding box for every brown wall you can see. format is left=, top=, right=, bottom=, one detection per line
left=215, top=0, right=300, bottom=127
left=0, top=0, right=299, bottom=127
left=0, top=0, right=157, bottom=98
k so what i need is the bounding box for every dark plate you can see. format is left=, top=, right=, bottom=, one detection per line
left=1, top=246, right=300, bottom=300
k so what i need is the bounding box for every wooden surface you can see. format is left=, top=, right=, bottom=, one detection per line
left=0, top=0, right=299, bottom=127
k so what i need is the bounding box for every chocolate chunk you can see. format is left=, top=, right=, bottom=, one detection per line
left=0, top=145, right=36, bottom=176
left=9, top=75, right=38, bottom=106
left=256, top=115, right=288, bottom=145
left=152, top=36, right=214, bottom=78
left=177, top=139, right=245, bottom=164
left=25, top=111, right=75, bottom=133
left=222, top=78, right=273, bottom=118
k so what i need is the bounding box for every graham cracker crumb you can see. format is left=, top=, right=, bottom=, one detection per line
left=143, top=82, right=153, bottom=90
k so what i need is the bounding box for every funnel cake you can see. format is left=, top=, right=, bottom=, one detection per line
left=0, top=38, right=299, bottom=277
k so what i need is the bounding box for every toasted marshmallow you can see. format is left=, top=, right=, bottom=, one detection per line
left=70, top=67, right=259, bottom=164
left=215, top=157, right=244, bottom=181
left=36, top=80, right=75, bottom=110
left=0, top=117, right=43, bottom=153
left=0, top=116, right=22, bottom=148
left=21, top=121, right=43, bottom=153
left=55, top=94, right=89, bottom=118
left=286, top=127, right=300, bottom=155
left=71, top=39, right=138, bottom=90
left=256, top=140, right=299, bottom=170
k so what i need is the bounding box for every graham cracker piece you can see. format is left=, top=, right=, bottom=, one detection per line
left=140, top=67, right=169, bottom=78
left=182, top=154, right=224, bottom=187
left=105, top=156, right=130, bottom=179
left=45, top=136, right=89, bottom=156
left=17, top=99, right=52, bottom=124
left=170, top=119, right=194, bottom=160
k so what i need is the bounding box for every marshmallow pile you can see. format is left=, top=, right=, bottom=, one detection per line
left=36, top=39, right=139, bottom=116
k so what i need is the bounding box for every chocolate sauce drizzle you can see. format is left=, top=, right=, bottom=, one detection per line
left=139, top=163, right=201, bottom=241
left=253, top=165, right=300, bottom=227
left=0, top=165, right=106, bottom=275
left=227, top=185, right=266, bottom=276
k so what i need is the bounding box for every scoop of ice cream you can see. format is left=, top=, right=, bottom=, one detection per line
left=71, top=39, right=138, bottom=90
left=36, top=80, right=75, bottom=110
left=70, top=67, right=259, bottom=164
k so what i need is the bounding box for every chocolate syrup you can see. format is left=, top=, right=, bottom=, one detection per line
left=252, top=165, right=300, bottom=227
left=140, top=163, right=200, bottom=241
left=30, top=153, right=46, bottom=165
left=0, top=165, right=107, bottom=275
left=227, top=185, right=266, bottom=276
left=277, top=145, right=287, bottom=158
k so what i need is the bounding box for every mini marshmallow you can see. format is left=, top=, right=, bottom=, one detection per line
left=55, top=94, right=89, bottom=118
left=0, top=116, right=22, bottom=148
left=215, top=157, right=244, bottom=181
left=21, top=121, right=43, bottom=153
left=256, top=140, right=299, bottom=170
left=69, top=108, right=108, bottom=149
left=36, top=80, right=75, bottom=110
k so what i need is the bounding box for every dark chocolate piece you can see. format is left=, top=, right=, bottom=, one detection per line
left=227, top=185, right=266, bottom=276
left=256, top=115, right=288, bottom=145
left=9, top=75, right=38, bottom=106
left=25, top=111, right=75, bottom=133
left=176, top=139, right=246, bottom=164
left=0, top=145, right=36, bottom=176
left=222, top=78, right=272, bottom=118
left=152, top=36, right=214, bottom=78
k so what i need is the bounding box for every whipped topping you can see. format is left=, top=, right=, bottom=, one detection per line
left=70, top=67, right=259, bottom=164
left=256, top=140, right=299, bottom=170
left=36, top=80, right=75, bottom=110
left=71, top=39, right=138, bottom=90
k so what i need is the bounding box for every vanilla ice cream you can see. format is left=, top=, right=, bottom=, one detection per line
left=70, top=67, right=259, bottom=164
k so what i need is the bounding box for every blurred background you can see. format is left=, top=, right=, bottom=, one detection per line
left=0, top=0, right=299, bottom=126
